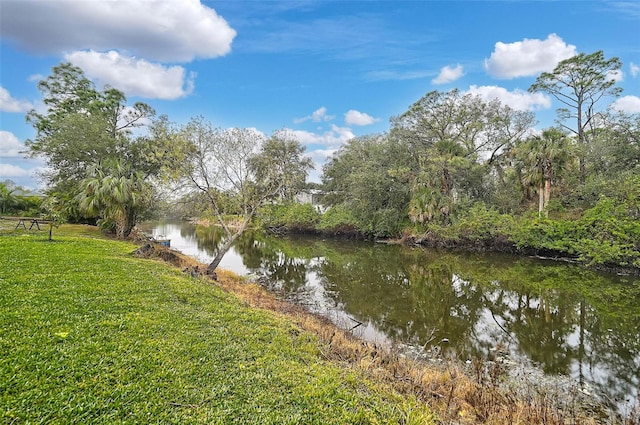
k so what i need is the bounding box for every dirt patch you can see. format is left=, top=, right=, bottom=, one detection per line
left=133, top=243, right=218, bottom=280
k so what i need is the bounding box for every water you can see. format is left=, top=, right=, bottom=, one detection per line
left=140, top=220, right=640, bottom=414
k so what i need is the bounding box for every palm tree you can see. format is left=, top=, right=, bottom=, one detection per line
left=513, top=128, right=571, bottom=217
left=409, top=181, right=452, bottom=224
left=77, top=160, right=150, bottom=238
left=0, top=182, right=20, bottom=215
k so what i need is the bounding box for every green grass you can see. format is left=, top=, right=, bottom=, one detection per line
left=0, top=225, right=433, bottom=424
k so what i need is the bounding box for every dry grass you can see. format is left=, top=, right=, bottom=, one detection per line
left=138, top=242, right=635, bottom=425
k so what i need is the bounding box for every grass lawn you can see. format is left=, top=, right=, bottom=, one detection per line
left=0, top=225, right=433, bottom=424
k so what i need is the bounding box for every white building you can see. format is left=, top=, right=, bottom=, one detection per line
left=294, top=189, right=327, bottom=213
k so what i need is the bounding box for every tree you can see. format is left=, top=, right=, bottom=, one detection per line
left=511, top=128, right=571, bottom=216
left=25, top=63, right=156, bottom=211
left=27, top=63, right=152, bottom=143
left=176, top=117, right=313, bottom=273
left=0, top=181, right=42, bottom=216
left=390, top=89, right=535, bottom=223
left=24, top=63, right=174, bottom=235
left=322, top=134, right=411, bottom=236
left=0, top=182, right=20, bottom=215
left=587, top=111, right=640, bottom=177
left=40, top=196, right=66, bottom=241
left=250, top=129, right=313, bottom=201
left=77, top=159, right=154, bottom=239
left=529, top=51, right=622, bottom=182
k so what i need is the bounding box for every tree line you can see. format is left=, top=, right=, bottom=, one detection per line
left=20, top=50, right=640, bottom=271
left=265, top=51, right=640, bottom=270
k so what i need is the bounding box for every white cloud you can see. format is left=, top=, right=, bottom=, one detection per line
left=294, top=107, right=335, bottom=124
left=432, top=64, right=464, bottom=85
left=484, top=34, right=577, bottom=79
left=466, top=85, right=552, bottom=111
left=0, top=131, right=47, bottom=188
left=0, top=131, right=26, bottom=157
left=0, top=86, right=33, bottom=113
left=631, top=63, right=639, bottom=78
left=312, top=107, right=333, bottom=122
left=0, top=161, right=48, bottom=189
left=608, top=69, right=624, bottom=83
left=344, top=110, right=379, bottom=126
left=307, top=148, right=339, bottom=163
left=64, top=50, right=194, bottom=100
left=611, top=95, right=640, bottom=114
left=0, top=163, right=29, bottom=178
left=365, top=69, right=432, bottom=81
left=0, top=0, right=236, bottom=62
left=282, top=124, right=355, bottom=183
left=288, top=124, right=354, bottom=148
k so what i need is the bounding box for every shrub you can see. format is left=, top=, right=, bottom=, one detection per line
left=575, top=197, right=640, bottom=266
left=258, top=202, right=321, bottom=232
left=452, top=203, right=515, bottom=241
left=509, top=197, right=640, bottom=267
left=510, top=216, right=578, bottom=254
left=369, top=208, right=406, bottom=238
left=317, top=205, right=360, bottom=235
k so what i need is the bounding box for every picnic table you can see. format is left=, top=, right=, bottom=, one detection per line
left=0, top=216, right=52, bottom=231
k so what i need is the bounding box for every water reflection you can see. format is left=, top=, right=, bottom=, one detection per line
left=140, top=220, right=640, bottom=412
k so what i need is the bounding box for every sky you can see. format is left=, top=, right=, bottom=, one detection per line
left=1, top=0, right=639, bottom=189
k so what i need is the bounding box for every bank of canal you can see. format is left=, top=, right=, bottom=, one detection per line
left=140, top=220, right=640, bottom=416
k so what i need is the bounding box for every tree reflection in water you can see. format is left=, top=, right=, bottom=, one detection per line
left=142, top=220, right=639, bottom=413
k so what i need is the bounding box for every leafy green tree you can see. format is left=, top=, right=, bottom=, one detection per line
left=586, top=111, right=640, bottom=177
left=390, top=89, right=534, bottom=223
left=250, top=130, right=313, bottom=201
left=175, top=117, right=313, bottom=272
left=40, top=196, right=66, bottom=241
left=77, top=159, right=153, bottom=239
left=529, top=51, right=622, bottom=182
left=322, top=134, right=411, bottom=236
left=27, top=63, right=153, bottom=141
left=25, top=63, right=156, bottom=216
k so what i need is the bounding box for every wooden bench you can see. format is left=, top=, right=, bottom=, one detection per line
left=0, top=217, right=52, bottom=231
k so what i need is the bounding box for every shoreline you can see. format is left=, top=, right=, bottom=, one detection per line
left=134, top=235, right=629, bottom=424
left=403, top=234, right=640, bottom=277
left=292, top=227, right=640, bottom=277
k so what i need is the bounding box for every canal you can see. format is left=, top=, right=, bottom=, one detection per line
left=140, top=220, right=640, bottom=414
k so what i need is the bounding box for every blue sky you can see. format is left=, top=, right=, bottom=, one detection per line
left=1, top=0, right=639, bottom=189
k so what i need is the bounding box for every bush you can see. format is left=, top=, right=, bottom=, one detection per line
left=575, top=197, right=640, bottom=266
left=510, top=216, right=578, bottom=254
left=452, top=203, right=515, bottom=241
left=258, top=202, right=321, bottom=232
left=369, top=208, right=406, bottom=238
left=317, top=205, right=360, bottom=235
left=509, top=197, right=640, bottom=267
